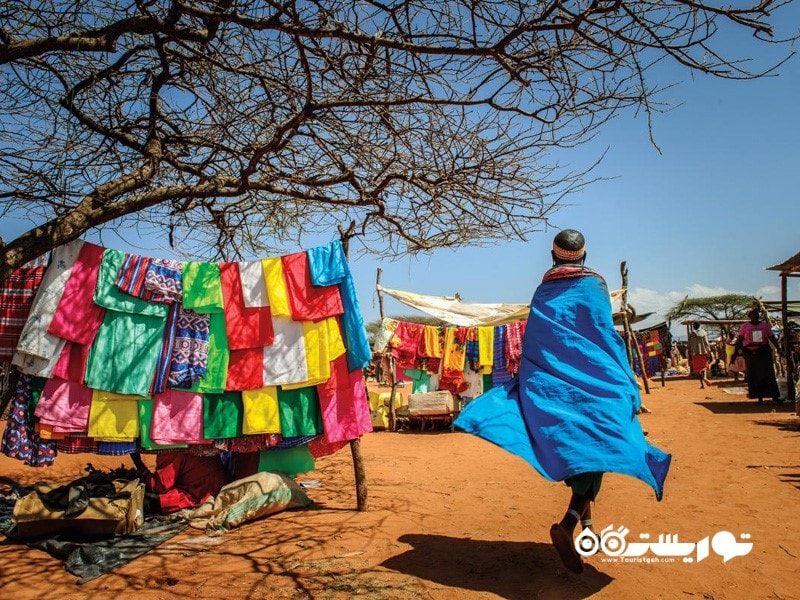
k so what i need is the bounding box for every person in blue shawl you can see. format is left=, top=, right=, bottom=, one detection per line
left=454, top=229, right=671, bottom=574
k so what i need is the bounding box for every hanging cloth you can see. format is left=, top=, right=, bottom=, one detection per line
left=315, top=354, right=372, bottom=444
left=262, top=316, right=308, bottom=386
left=283, top=317, right=346, bottom=390
left=1, top=374, right=57, bottom=467
left=238, top=260, right=270, bottom=308
left=203, top=391, right=244, bottom=439
left=138, top=399, right=187, bottom=451
left=182, top=262, right=225, bottom=313
left=188, top=313, right=229, bottom=393
left=477, top=326, right=495, bottom=368
left=167, top=307, right=210, bottom=389
left=34, top=377, right=92, bottom=433
left=226, top=347, right=265, bottom=391
left=150, top=389, right=206, bottom=445
left=277, top=385, right=323, bottom=437
left=241, top=386, right=282, bottom=435
left=13, top=239, right=83, bottom=377
left=144, top=258, right=183, bottom=302
left=306, top=240, right=372, bottom=370
left=281, top=251, right=344, bottom=322
left=0, top=264, right=46, bottom=362
left=492, top=325, right=512, bottom=386
left=219, top=261, right=274, bottom=350
left=261, top=257, right=291, bottom=317
left=87, top=389, right=140, bottom=441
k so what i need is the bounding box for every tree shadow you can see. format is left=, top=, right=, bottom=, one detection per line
left=693, top=400, right=796, bottom=415
left=749, top=419, right=800, bottom=433
left=745, top=464, right=800, bottom=490
left=381, top=534, right=613, bottom=600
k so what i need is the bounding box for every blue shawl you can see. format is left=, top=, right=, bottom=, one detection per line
left=454, top=268, right=671, bottom=499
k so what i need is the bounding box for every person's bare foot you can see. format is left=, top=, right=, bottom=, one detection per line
left=550, top=523, right=584, bottom=574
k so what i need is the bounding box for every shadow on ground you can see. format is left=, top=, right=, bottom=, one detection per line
left=381, top=534, right=612, bottom=600
left=694, top=400, right=796, bottom=415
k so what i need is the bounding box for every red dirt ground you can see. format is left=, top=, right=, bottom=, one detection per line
left=1, top=375, right=798, bottom=600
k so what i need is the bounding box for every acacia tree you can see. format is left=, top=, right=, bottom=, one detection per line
left=1, top=0, right=796, bottom=277
left=665, top=294, right=759, bottom=337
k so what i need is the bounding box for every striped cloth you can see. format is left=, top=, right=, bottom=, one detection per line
left=0, top=265, right=46, bottom=361
left=491, top=325, right=512, bottom=386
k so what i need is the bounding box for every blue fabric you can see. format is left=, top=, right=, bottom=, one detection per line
left=455, top=271, right=671, bottom=500
left=307, top=240, right=372, bottom=370
left=491, top=325, right=512, bottom=386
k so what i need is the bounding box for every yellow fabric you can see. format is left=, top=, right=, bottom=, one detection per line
left=241, top=386, right=282, bottom=434
left=478, top=326, right=495, bottom=367
left=442, top=327, right=467, bottom=372
left=261, top=257, right=291, bottom=317
left=282, top=318, right=345, bottom=390
left=36, top=424, right=67, bottom=440
left=421, top=325, right=444, bottom=358
left=87, top=390, right=140, bottom=441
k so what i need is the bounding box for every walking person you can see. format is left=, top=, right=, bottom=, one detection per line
left=688, top=322, right=712, bottom=389
left=455, top=229, right=671, bottom=574
left=733, top=307, right=783, bottom=404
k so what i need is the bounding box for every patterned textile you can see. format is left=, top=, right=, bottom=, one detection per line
left=390, top=321, right=425, bottom=368
left=1, top=373, right=57, bottom=466
left=145, top=258, right=183, bottom=302
left=214, top=434, right=281, bottom=453
left=97, top=441, right=138, bottom=455
left=492, top=325, right=512, bottom=386
left=465, top=327, right=479, bottom=370
left=168, top=307, right=210, bottom=388
left=55, top=434, right=98, bottom=454
left=308, top=436, right=348, bottom=458
left=116, top=253, right=168, bottom=302
left=504, top=320, right=526, bottom=375
left=153, top=303, right=179, bottom=393
left=0, top=265, right=46, bottom=361
left=275, top=435, right=320, bottom=449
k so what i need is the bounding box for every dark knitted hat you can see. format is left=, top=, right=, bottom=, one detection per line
left=552, top=229, right=586, bottom=261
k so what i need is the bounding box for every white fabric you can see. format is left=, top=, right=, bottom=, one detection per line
left=262, top=316, right=308, bottom=385
left=238, top=260, right=270, bottom=308
left=12, top=239, right=84, bottom=376
left=372, top=318, right=398, bottom=353
left=378, top=286, right=529, bottom=327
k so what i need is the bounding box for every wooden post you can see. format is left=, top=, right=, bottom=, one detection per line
left=781, top=273, right=797, bottom=412
left=619, top=262, right=634, bottom=370
left=340, top=227, right=368, bottom=511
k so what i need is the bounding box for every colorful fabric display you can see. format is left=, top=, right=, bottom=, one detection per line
left=492, top=324, right=512, bottom=386
left=390, top=321, right=425, bottom=368
left=34, top=377, right=92, bottom=432
left=1, top=374, right=57, bottom=467
left=152, top=303, right=180, bottom=394
left=439, top=326, right=468, bottom=394
left=315, top=354, right=372, bottom=444
left=150, top=389, right=206, bottom=445
left=262, top=316, right=307, bottom=386
left=372, top=318, right=398, bottom=353
left=261, top=257, right=291, bottom=317
left=47, top=241, right=106, bottom=345
left=95, top=249, right=169, bottom=317
left=0, top=264, right=45, bottom=361
left=283, top=317, right=346, bottom=390
left=281, top=251, right=344, bottom=322
left=219, top=261, right=274, bottom=350
left=168, top=307, right=210, bottom=388
left=226, top=347, right=265, bottom=391
left=214, top=434, right=280, bottom=453
left=307, top=240, right=372, bottom=370
left=504, top=320, right=526, bottom=375
left=116, top=253, right=168, bottom=303
left=145, top=257, right=183, bottom=302
left=477, top=326, right=495, bottom=368
left=418, top=325, right=445, bottom=359
left=257, top=444, right=315, bottom=476
left=182, top=261, right=225, bottom=313
left=138, top=399, right=187, bottom=451
left=203, top=391, right=243, bottom=439
left=13, top=239, right=83, bottom=377
left=241, top=386, right=282, bottom=435
left=87, top=389, right=140, bottom=441
left=238, top=260, right=269, bottom=308
left=278, top=385, right=323, bottom=437
left=189, top=313, right=229, bottom=393
left=51, top=340, right=90, bottom=383
left=465, top=327, right=479, bottom=369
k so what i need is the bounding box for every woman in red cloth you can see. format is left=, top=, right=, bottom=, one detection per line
left=131, top=450, right=230, bottom=514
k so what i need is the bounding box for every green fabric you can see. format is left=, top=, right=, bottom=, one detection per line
left=84, top=309, right=168, bottom=397
left=257, top=444, right=316, bottom=477
left=182, top=262, right=225, bottom=313
left=138, top=399, right=187, bottom=451
left=27, top=377, right=47, bottom=413
left=203, top=391, right=243, bottom=439
left=93, top=249, right=168, bottom=316
left=404, top=368, right=432, bottom=394
left=277, top=386, right=323, bottom=437
left=189, top=313, right=229, bottom=393
left=565, top=472, right=604, bottom=500
left=482, top=374, right=494, bottom=392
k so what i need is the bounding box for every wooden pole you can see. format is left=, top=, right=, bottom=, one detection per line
left=376, top=268, right=398, bottom=431
left=781, top=273, right=797, bottom=412
left=619, top=261, right=649, bottom=395
left=340, top=227, right=368, bottom=511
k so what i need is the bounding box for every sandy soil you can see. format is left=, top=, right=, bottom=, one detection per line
left=1, top=375, right=798, bottom=600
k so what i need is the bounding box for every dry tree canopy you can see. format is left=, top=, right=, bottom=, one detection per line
left=0, top=0, right=795, bottom=274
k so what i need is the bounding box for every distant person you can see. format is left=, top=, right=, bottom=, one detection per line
left=725, top=331, right=744, bottom=382
left=687, top=323, right=712, bottom=389
left=454, top=229, right=670, bottom=574
left=733, top=307, right=783, bottom=404
left=131, top=450, right=231, bottom=515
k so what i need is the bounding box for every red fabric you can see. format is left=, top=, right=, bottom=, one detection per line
left=390, top=321, right=425, bottom=368
left=50, top=340, right=91, bottom=383
left=281, top=252, right=344, bottom=322
left=146, top=450, right=230, bottom=514
left=0, top=264, right=46, bottom=361
left=225, top=347, right=265, bottom=391
left=219, top=262, right=275, bottom=351
left=690, top=354, right=709, bottom=373
left=47, top=242, right=106, bottom=345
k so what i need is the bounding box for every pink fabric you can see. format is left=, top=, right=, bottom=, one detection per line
left=47, top=242, right=106, bottom=344
left=150, top=390, right=206, bottom=444
left=219, top=262, right=275, bottom=351
left=281, top=252, right=344, bottom=322
left=739, top=321, right=773, bottom=349
left=34, top=377, right=92, bottom=432
left=225, top=347, right=265, bottom=391
left=390, top=321, right=425, bottom=368
left=315, top=354, right=372, bottom=443
left=50, top=340, right=90, bottom=383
